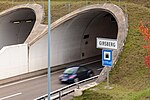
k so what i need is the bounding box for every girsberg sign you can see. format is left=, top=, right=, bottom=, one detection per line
left=96, top=38, right=117, bottom=50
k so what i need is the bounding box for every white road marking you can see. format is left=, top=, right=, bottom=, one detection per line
left=97, top=68, right=103, bottom=71
left=0, top=92, right=22, bottom=100
left=80, top=60, right=101, bottom=66
left=0, top=75, right=46, bottom=89
left=51, top=70, right=64, bottom=75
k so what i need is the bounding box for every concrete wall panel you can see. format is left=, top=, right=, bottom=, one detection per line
left=0, top=44, right=28, bottom=80
left=29, top=34, right=48, bottom=72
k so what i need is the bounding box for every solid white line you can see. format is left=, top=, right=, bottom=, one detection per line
left=0, top=92, right=22, bottom=100
left=0, top=75, right=46, bottom=89
left=51, top=70, right=64, bottom=75
left=80, top=60, right=101, bottom=66
left=97, top=68, right=103, bottom=71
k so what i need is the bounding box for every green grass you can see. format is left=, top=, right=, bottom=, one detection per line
left=73, top=83, right=150, bottom=100
left=51, top=0, right=150, bottom=8
left=110, top=3, right=150, bottom=91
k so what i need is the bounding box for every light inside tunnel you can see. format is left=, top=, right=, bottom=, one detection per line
left=11, top=19, right=33, bottom=24
left=51, top=9, right=118, bottom=66
left=0, top=8, right=36, bottom=49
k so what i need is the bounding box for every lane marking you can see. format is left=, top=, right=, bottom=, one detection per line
left=51, top=70, right=64, bottom=75
left=80, top=60, right=101, bottom=66
left=0, top=75, right=46, bottom=89
left=0, top=92, right=22, bottom=100
left=97, top=68, right=103, bottom=71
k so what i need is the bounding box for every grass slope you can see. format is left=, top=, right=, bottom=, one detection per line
left=73, top=83, right=150, bottom=100
left=51, top=0, right=150, bottom=8
left=110, top=2, right=150, bottom=91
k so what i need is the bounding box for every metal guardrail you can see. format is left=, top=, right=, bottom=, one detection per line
left=35, top=75, right=99, bottom=100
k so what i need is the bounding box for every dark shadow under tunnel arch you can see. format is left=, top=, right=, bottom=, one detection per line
left=51, top=9, right=118, bottom=66
left=80, top=10, right=118, bottom=58
left=0, top=8, right=36, bottom=49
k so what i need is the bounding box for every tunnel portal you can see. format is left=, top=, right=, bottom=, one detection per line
left=51, top=4, right=128, bottom=67
left=0, top=8, right=36, bottom=49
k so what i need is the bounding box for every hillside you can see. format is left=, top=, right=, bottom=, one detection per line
left=110, top=2, right=150, bottom=90
left=51, top=0, right=150, bottom=8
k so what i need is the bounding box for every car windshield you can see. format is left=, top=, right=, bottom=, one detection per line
left=63, top=67, right=78, bottom=74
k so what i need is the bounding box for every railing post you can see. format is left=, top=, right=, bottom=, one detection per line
left=59, top=91, right=61, bottom=100
left=77, top=82, right=80, bottom=89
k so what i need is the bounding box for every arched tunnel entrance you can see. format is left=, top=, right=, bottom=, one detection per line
left=79, top=10, right=118, bottom=59
left=51, top=10, right=118, bottom=65
left=0, top=8, right=36, bottom=49
left=51, top=4, right=127, bottom=68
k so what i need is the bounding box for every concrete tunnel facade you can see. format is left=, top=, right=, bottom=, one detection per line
left=0, top=4, right=48, bottom=81
left=0, top=3, right=128, bottom=82
left=50, top=4, right=128, bottom=68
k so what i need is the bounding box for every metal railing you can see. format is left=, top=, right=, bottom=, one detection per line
left=35, top=75, right=99, bottom=100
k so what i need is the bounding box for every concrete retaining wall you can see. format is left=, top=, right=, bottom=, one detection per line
left=0, top=44, right=28, bottom=80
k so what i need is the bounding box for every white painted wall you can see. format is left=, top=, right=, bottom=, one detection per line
left=29, top=34, right=48, bottom=72
left=0, top=44, right=28, bottom=80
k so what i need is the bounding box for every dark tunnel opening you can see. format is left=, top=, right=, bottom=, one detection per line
left=51, top=9, right=118, bottom=66
left=0, top=8, right=36, bottom=49
left=79, top=10, right=118, bottom=59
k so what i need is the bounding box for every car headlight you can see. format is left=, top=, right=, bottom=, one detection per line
left=69, top=75, right=76, bottom=79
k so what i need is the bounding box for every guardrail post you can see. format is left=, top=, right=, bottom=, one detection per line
left=59, top=91, right=61, bottom=100
left=77, top=82, right=80, bottom=89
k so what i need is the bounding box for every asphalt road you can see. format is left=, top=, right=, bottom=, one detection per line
left=51, top=61, right=102, bottom=91
left=0, top=61, right=102, bottom=100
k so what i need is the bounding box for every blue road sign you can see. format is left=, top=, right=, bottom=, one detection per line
left=102, top=49, right=112, bottom=67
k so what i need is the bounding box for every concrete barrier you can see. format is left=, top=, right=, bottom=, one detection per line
left=0, top=44, right=28, bottom=80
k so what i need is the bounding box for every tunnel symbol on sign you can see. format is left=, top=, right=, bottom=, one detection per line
left=104, top=52, right=110, bottom=60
